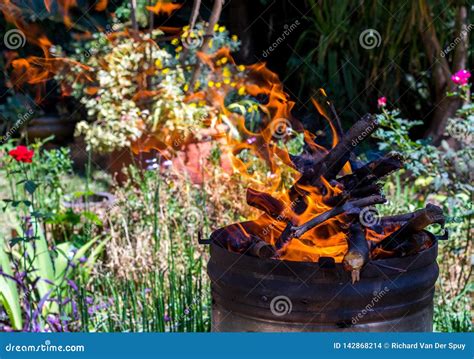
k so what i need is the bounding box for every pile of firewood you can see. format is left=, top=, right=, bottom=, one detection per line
left=211, top=112, right=446, bottom=282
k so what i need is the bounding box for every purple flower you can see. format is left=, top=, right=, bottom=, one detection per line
left=144, top=288, right=152, bottom=294
left=164, top=314, right=171, bottom=322
left=246, top=136, right=257, bottom=144
left=85, top=296, right=93, bottom=305
left=66, top=280, right=78, bottom=292
left=78, top=256, right=87, bottom=263
left=451, top=70, right=471, bottom=86
left=184, top=308, right=190, bottom=315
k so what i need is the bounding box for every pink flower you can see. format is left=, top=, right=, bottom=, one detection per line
left=451, top=70, right=471, bottom=86
left=377, top=96, right=387, bottom=108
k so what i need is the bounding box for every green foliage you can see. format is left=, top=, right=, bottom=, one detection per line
left=288, top=0, right=459, bottom=119
left=374, top=91, right=473, bottom=332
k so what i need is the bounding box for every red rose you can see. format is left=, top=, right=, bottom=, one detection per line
left=8, top=146, right=34, bottom=163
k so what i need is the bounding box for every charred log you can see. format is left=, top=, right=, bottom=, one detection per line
left=309, top=114, right=379, bottom=181
left=246, top=188, right=286, bottom=219
left=376, top=204, right=445, bottom=251
left=343, top=222, right=369, bottom=283
left=336, top=153, right=404, bottom=190
left=323, top=183, right=382, bottom=207
left=248, top=237, right=277, bottom=259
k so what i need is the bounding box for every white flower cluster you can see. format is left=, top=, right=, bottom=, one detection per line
left=75, top=36, right=208, bottom=153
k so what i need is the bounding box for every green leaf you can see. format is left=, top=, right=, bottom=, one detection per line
left=24, top=181, right=37, bottom=195
left=0, top=236, right=23, bottom=330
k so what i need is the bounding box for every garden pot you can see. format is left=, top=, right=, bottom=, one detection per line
left=107, top=126, right=233, bottom=185
left=208, top=239, right=439, bottom=332
left=26, top=116, right=76, bottom=144
left=172, top=136, right=233, bottom=184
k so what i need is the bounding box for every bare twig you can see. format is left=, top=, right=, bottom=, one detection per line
left=188, top=0, right=224, bottom=89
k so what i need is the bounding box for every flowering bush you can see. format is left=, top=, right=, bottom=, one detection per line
left=72, top=30, right=209, bottom=153
left=67, top=22, right=249, bottom=154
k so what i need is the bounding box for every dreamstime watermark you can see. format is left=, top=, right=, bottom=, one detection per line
left=270, top=295, right=292, bottom=316
left=359, top=29, right=382, bottom=50
left=5, top=340, right=85, bottom=353
left=183, top=206, right=203, bottom=230
left=262, top=20, right=300, bottom=58
left=4, top=29, right=26, bottom=50
left=1, top=107, right=35, bottom=144
left=84, top=23, right=120, bottom=58
left=269, top=118, right=292, bottom=139
left=359, top=206, right=380, bottom=227
left=181, top=29, right=204, bottom=50
left=167, top=293, right=205, bottom=330
left=440, top=23, right=473, bottom=57
left=351, top=119, right=378, bottom=147
left=351, top=287, right=390, bottom=325
left=261, top=198, right=300, bottom=237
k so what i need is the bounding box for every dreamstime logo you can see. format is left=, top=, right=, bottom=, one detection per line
left=359, top=29, right=381, bottom=50
left=270, top=118, right=292, bottom=139
left=84, top=22, right=120, bottom=58
left=182, top=29, right=204, bottom=50
left=359, top=207, right=380, bottom=227
left=446, top=120, right=472, bottom=143
left=4, top=29, right=26, bottom=50
left=183, top=206, right=203, bottom=229
left=270, top=295, right=292, bottom=316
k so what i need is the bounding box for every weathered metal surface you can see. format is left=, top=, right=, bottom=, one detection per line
left=208, top=240, right=438, bottom=332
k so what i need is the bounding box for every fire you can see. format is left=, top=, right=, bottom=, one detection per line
left=1, top=3, right=400, bottom=264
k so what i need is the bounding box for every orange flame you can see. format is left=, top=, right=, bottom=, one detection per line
left=146, top=1, right=182, bottom=15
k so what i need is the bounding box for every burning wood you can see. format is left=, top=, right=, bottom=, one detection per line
left=207, top=64, right=445, bottom=280
left=275, top=195, right=386, bottom=250
left=246, top=188, right=286, bottom=219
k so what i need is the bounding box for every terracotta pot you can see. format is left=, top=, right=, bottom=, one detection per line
left=26, top=116, right=76, bottom=144
left=172, top=137, right=232, bottom=184
left=108, top=126, right=233, bottom=185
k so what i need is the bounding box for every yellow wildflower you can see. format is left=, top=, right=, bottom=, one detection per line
left=183, top=84, right=189, bottom=92
left=238, top=87, right=246, bottom=96
left=215, top=82, right=222, bottom=88
left=238, top=65, right=245, bottom=72
left=223, top=78, right=231, bottom=85
left=218, top=26, right=225, bottom=33
left=214, top=24, right=219, bottom=32
left=155, top=59, right=163, bottom=69
left=176, top=46, right=183, bottom=52
left=162, top=68, right=170, bottom=74
left=208, top=81, right=215, bottom=87
left=171, top=38, right=179, bottom=45
left=221, top=57, right=228, bottom=64
left=231, top=35, right=238, bottom=42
